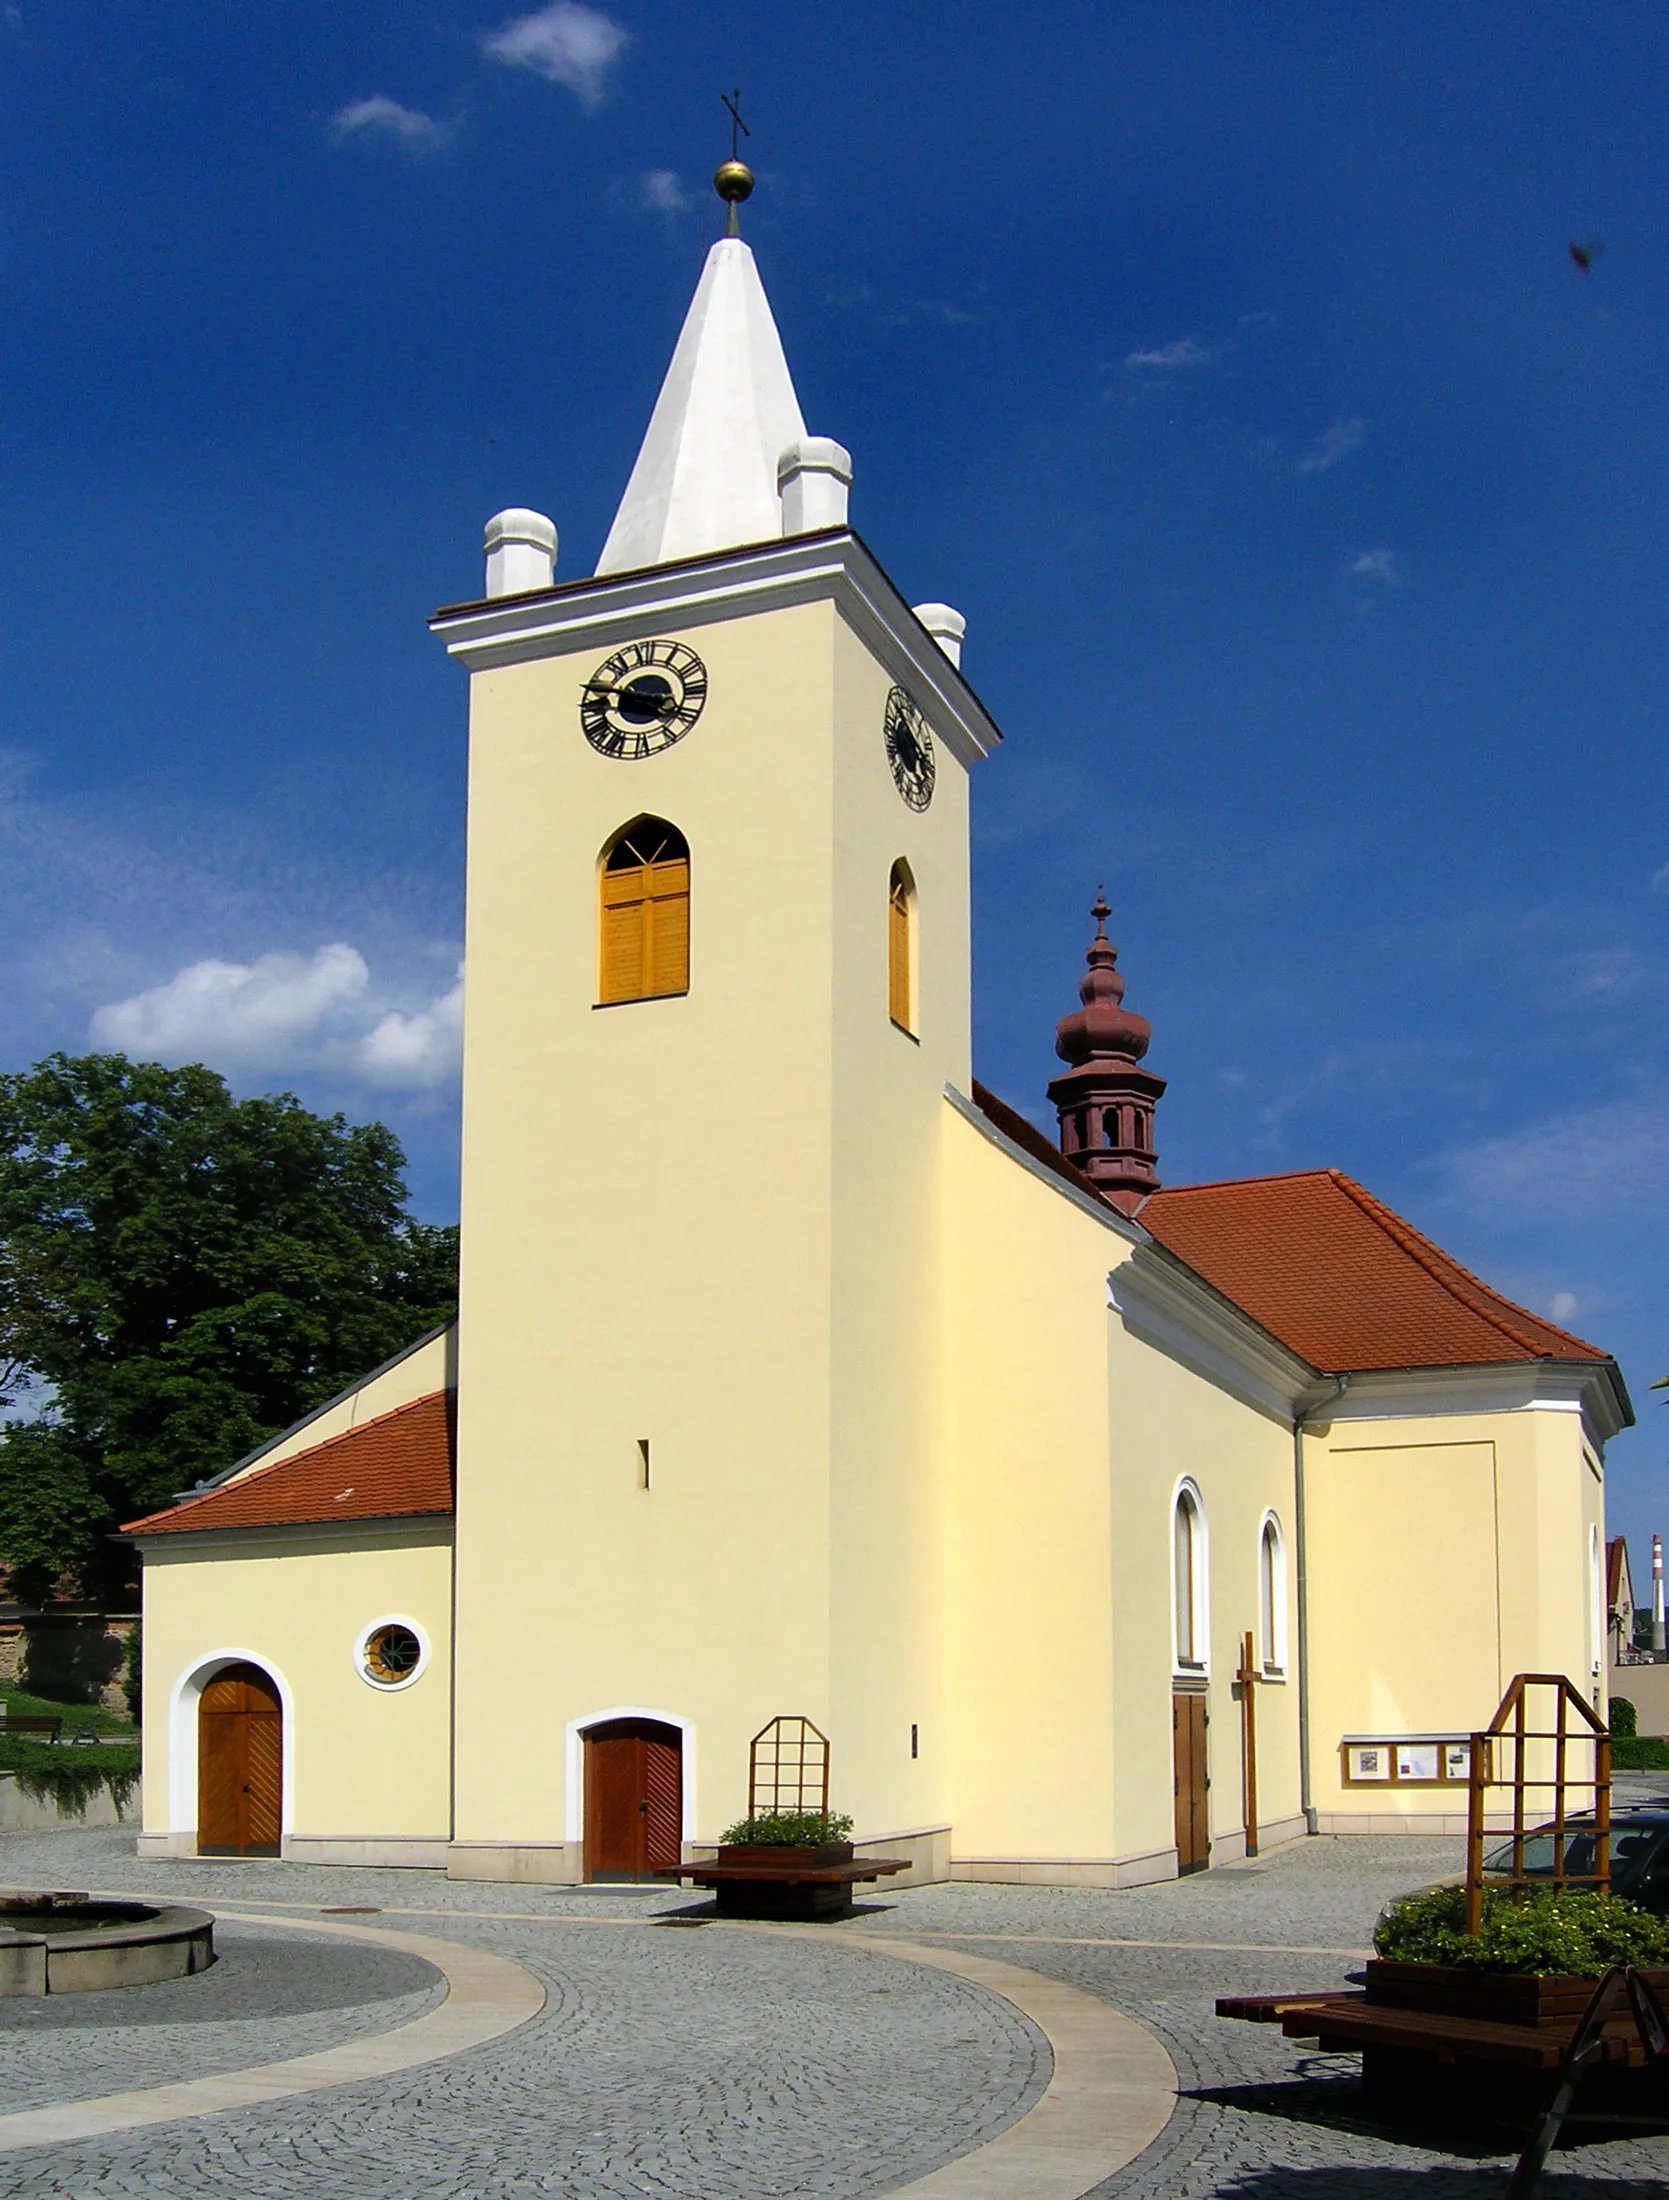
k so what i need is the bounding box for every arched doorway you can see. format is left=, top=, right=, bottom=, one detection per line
left=583, top=1717, right=682, bottom=1881
left=197, top=1662, right=283, bottom=1856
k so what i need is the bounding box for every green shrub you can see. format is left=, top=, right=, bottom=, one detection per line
left=718, top=1810, right=855, bottom=1847
left=1375, top=1882, right=1669, bottom=1975
left=0, top=1735, right=140, bottom=1817
left=1613, top=1735, right=1669, bottom=1770
left=1610, top=1696, right=1638, bottom=1738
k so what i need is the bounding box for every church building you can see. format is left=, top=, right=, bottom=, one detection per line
left=126, top=164, right=1630, bottom=1887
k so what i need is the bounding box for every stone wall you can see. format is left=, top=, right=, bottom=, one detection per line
left=0, top=1607, right=137, bottom=1711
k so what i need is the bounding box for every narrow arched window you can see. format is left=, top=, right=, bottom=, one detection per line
left=888, top=861, right=915, bottom=1034
left=1259, top=1514, right=1287, bottom=1676
left=1174, top=1484, right=1207, bottom=1671
left=599, top=818, right=689, bottom=1004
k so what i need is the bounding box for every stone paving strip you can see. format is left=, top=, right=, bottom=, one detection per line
left=829, top=1935, right=1174, bottom=2200
left=0, top=1912, right=544, bottom=2154
left=2, top=1900, right=1174, bottom=2200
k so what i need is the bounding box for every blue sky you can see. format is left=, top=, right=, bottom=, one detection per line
left=2, top=3, right=1666, bottom=1557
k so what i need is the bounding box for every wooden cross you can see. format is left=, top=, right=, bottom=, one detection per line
left=721, top=87, right=750, bottom=159
left=1236, top=1631, right=1260, bottom=1859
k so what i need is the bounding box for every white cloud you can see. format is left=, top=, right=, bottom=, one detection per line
left=483, top=2, right=629, bottom=105
left=1549, top=1291, right=1580, bottom=1324
left=639, top=168, right=686, bottom=212
left=331, top=96, right=451, bottom=149
left=90, top=946, right=465, bottom=1091
left=1125, top=337, right=1213, bottom=370
left=1436, top=1097, right=1669, bottom=1227
left=1349, top=549, right=1399, bottom=581
left=358, top=968, right=464, bottom=1089
left=1298, top=416, right=1365, bottom=473
left=91, top=945, right=370, bottom=1066
left=1651, top=861, right=1669, bottom=891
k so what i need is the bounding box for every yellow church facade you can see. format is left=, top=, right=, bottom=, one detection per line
left=127, top=200, right=1629, bottom=1889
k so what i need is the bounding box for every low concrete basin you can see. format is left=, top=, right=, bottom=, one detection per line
left=0, top=1890, right=215, bottom=1995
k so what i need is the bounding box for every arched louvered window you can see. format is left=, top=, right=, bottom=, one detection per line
left=888, top=860, right=915, bottom=1034
left=599, top=818, right=690, bottom=1005
left=1173, top=1482, right=1209, bottom=1672
left=1259, top=1514, right=1287, bottom=1676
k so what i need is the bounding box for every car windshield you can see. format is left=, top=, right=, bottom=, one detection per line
left=1483, top=1824, right=1663, bottom=1879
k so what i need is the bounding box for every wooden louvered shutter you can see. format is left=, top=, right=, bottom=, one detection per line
left=888, top=874, right=912, bottom=1031
left=599, top=845, right=689, bottom=1003
left=600, top=866, right=648, bottom=1003
left=644, top=857, right=690, bottom=997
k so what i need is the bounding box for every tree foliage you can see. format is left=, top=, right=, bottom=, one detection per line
left=0, top=1053, right=457, bottom=1600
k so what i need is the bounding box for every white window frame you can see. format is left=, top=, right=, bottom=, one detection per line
left=1171, top=1478, right=1210, bottom=1677
left=1258, top=1511, right=1289, bottom=1679
left=353, top=1613, right=431, bottom=1693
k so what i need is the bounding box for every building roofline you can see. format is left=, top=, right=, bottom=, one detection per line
left=170, top=1318, right=455, bottom=1501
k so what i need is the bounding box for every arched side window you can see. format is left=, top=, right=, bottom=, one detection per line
left=1173, top=1481, right=1209, bottom=1674
left=1259, top=1513, right=1288, bottom=1677
left=888, top=860, right=915, bottom=1034
left=599, top=818, right=690, bottom=1005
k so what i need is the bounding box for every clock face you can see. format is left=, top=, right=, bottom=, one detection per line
left=884, top=685, right=936, bottom=811
left=580, top=640, right=708, bottom=759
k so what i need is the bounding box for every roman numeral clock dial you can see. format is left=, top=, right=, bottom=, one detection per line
left=580, top=640, right=708, bottom=759
left=884, top=685, right=935, bottom=811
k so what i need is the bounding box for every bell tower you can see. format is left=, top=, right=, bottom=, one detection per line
left=1047, top=894, right=1165, bottom=1215
left=431, top=157, right=999, bottom=1880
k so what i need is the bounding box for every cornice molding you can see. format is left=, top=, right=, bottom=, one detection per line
left=132, top=1514, right=453, bottom=1558
left=1320, top=1360, right=1631, bottom=1448
left=429, top=530, right=1002, bottom=770
left=1107, top=1241, right=1317, bottom=1427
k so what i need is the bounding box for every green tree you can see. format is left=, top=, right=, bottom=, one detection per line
left=0, top=1053, right=457, bottom=1600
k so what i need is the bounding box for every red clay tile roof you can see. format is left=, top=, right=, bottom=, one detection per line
left=123, top=1391, right=454, bottom=1536
left=1141, top=1168, right=1608, bottom=1373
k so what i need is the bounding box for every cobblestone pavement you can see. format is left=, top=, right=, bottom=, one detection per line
left=3, top=1825, right=1668, bottom=2198
left=0, top=1919, right=445, bottom=2111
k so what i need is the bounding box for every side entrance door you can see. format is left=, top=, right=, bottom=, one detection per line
left=1172, top=1689, right=1210, bottom=1875
left=198, top=1663, right=283, bottom=1856
left=583, top=1718, right=682, bottom=1881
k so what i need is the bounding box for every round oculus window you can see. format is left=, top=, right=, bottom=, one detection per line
left=356, top=1620, right=426, bottom=1690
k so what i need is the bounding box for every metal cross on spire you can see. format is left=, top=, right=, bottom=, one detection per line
left=721, top=87, right=750, bottom=158
left=713, top=89, right=756, bottom=235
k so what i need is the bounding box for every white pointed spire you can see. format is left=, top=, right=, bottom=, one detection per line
left=596, top=237, right=808, bottom=576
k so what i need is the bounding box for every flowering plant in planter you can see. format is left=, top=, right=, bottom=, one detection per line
left=1375, top=1883, right=1669, bottom=1976
left=717, top=1810, right=854, bottom=1848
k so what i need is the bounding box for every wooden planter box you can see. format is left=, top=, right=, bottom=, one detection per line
left=658, top=1840, right=907, bottom=1921
left=715, top=1842, right=854, bottom=1869
left=1365, top=1958, right=1669, bottom=2029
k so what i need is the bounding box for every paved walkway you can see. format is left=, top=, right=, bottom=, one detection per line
left=3, top=1824, right=1668, bottom=2198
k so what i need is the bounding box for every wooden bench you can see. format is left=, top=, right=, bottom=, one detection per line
left=1218, top=1988, right=1651, bottom=2070
left=658, top=1856, right=912, bottom=1919
left=0, top=1715, right=62, bottom=1744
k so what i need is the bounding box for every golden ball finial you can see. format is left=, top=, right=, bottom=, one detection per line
left=714, top=158, right=754, bottom=205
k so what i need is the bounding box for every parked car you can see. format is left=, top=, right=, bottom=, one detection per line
left=1480, top=1809, right=1669, bottom=1912
left=1375, top=1810, right=1669, bottom=1941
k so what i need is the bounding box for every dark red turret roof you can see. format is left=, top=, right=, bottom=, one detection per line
left=124, top=1391, right=454, bottom=1536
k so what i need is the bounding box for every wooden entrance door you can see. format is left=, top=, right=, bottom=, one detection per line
left=198, top=1663, right=283, bottom=1856
left=1172, top=1689, right=1210, bottom=1875
left=583, top=1718, right=682, bottom=1881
